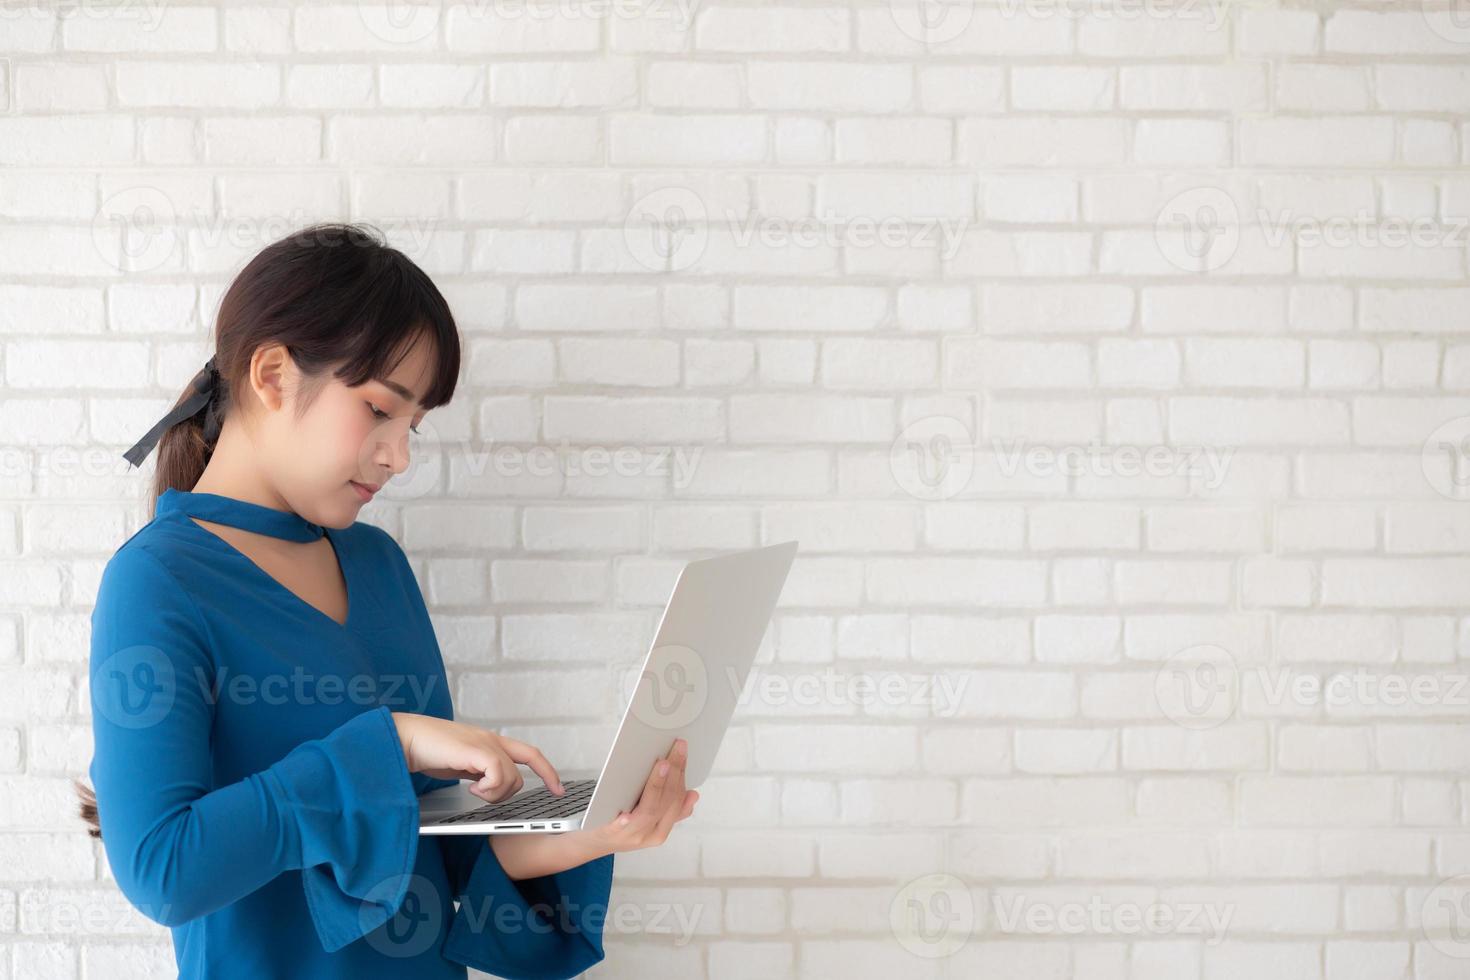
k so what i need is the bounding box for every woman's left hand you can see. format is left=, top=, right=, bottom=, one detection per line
left=489, top=739, right=697, bottom=880
left=582, top=737, right=698, bottom=855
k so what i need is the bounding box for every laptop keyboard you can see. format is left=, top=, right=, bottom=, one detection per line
left=434, top=778, right=598, bottom=825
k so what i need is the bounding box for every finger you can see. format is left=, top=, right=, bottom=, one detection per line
left=497, top=758, right=524, bottom=800
left=457, top=750, right=503, bottom=789
left=481, top=781, right=519, bottom=803
left=496, top=736, right=564, bottom=794
left=478, top=769, right=523, bottom=803
left=660, top=738, right=688, bottom=807
left=471, top=752, right=519, bottom=800
left=651, top=774, right=685, bottom=840
left=635, top=750, right=668, bottom=803
left=628, top=752, right=674, bottom=830
left=651, top=743, right=689, bottom=840
left=633, top=739, right=687, bottom=838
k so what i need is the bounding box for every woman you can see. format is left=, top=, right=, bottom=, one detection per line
left=75, top=222, right=697, bottom=978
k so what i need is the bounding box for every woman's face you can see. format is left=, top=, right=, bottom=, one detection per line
left=260, top=336, right=434, bottom=528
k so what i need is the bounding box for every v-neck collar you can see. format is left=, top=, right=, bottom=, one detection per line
left=158, top=487, right=354, bottom=631
left=158, top=487, right=327, bottom=542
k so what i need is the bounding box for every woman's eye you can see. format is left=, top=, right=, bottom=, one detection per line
left=369, top=402, right=421, bottom=434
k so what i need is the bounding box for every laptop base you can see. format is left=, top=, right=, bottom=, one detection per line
left=420, top=778, right=594, bottom=836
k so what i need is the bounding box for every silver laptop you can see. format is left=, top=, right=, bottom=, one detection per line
left=419, top=541, right=798, bottom=835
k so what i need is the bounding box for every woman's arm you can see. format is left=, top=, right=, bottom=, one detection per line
left=89, top=544, right=420, bottom=952
left=433, top=739, right=696, bottom=979
left=490, top=736, right=700, bottom=881
left=490, top=829, right=613, bottom=880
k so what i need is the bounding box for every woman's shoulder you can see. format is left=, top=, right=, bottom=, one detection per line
left=96, top=521, right=201, bottom=609
left=100, top=508, right=214, bottom=582
left=91, top=524, right=214, bottom=668
left=94, top=513, right=415, bottom=612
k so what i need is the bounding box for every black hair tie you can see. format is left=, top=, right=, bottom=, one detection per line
left=122, top=355, right=221, bottom=469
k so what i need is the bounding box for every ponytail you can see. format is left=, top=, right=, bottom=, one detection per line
left=76, top=778, right=100, bottom=839
left=149, top=378, right=226, bottom=517
left=75, top=370, right=223, bottom=841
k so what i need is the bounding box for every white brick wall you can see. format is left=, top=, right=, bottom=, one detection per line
left=5, top=1, right=1470, bottom=977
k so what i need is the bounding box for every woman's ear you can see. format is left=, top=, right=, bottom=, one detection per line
left=248, top=344, right=292, bottom=413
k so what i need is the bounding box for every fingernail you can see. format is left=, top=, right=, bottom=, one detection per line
left=659, top=761, right=669, bottom=776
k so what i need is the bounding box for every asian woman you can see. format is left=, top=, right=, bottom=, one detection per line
left=76, top=221, right=697, bottom=979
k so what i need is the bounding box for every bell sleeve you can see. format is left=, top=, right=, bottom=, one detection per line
left=382, top=525, right=618, bottom=978
left=436, top=832, right=616, bottom=980
left=88, top=543, right=421, bottom=953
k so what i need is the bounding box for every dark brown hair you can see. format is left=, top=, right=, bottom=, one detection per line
left=77, top=221, right=461, bottom=839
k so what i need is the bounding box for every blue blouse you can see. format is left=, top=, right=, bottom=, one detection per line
left=88, top=487, right=615, bottom=979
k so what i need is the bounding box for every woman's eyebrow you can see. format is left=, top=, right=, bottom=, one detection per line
left=377, top=378, right=422, bottom=406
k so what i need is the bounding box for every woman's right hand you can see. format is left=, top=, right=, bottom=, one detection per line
left=390, top=711, right=564, bottom=805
